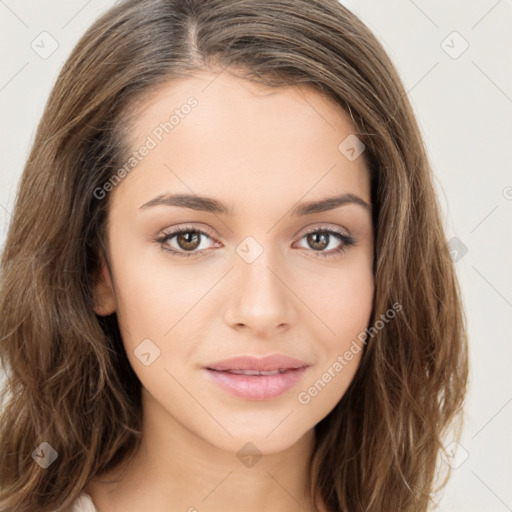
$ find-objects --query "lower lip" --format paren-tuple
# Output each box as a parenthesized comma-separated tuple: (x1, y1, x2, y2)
(204, 367, 308, 400)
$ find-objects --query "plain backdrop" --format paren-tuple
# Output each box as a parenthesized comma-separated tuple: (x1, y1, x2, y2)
(1, 1, 511, 511)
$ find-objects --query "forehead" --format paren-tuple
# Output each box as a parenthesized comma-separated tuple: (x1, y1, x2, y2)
(112, 70, 370, 212)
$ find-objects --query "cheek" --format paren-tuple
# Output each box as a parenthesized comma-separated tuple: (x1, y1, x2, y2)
(110, 247, 209, 344)
(294, 259, 374, 342)
(292, 259, 374, 404)
(111, 262, 203, 398)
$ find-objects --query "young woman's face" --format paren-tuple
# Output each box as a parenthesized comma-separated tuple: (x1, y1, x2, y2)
(95, 70, 374, 455)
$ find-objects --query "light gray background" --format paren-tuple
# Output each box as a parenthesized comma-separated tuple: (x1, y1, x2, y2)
(1, 1, 511, 511)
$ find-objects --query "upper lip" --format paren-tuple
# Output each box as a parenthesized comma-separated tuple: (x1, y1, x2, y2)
(205, 354, 309, 372)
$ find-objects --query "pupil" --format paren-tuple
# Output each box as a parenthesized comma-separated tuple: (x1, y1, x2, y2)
(178, 232, 200, 251)
(309, 232, 328, 250)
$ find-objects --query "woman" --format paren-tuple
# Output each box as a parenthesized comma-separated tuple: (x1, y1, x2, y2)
(0, 0, 468, 511)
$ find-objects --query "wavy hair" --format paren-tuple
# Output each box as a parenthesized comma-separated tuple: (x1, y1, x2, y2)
(0, 0, 468, 510)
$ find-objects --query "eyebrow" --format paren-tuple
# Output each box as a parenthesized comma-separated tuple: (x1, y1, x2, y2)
(139, 192, 371, 216)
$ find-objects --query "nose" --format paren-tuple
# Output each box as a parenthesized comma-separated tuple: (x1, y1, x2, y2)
(223, 249, 297, 337)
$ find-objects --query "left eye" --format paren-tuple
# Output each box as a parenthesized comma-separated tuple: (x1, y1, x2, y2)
(295, 229, 351, 254)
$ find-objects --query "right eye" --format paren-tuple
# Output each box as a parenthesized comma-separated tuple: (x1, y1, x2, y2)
(155, 226, 220, 258)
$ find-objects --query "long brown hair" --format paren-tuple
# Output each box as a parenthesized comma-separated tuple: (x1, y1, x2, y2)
(0, 1, 468, 510)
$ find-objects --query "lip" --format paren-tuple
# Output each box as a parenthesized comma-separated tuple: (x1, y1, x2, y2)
(203, 354, 310, 400)
(204, 367, 307, 400)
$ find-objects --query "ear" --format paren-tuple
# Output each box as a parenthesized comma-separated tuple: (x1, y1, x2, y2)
(92, 251, 117, 316)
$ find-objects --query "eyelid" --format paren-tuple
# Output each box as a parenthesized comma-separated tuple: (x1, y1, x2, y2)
(156, 223, 217, 241)
(298, 222, 351, 238)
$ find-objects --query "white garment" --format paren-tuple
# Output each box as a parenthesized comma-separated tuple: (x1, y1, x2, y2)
(66, 492, 98, 512)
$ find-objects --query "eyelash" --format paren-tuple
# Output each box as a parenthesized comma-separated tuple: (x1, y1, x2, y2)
(154, 225, 356, 259)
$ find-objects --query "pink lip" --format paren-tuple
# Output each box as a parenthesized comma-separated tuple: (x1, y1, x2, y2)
(204, 367, 308, 400)
(203, 354, 309, 400)
(205, 354, 309, 372)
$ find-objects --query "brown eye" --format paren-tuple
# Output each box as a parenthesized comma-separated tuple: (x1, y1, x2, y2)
(156, 227, 216, 258)
(295, 228, 356, 257)
(175, 231, 201, 251)
(306, 232, 329, 251)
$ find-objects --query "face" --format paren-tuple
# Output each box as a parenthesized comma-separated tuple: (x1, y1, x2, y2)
(93, 69, 374, 455)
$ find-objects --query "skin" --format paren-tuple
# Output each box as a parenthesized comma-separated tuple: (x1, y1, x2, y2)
(87, 68, 374, 512)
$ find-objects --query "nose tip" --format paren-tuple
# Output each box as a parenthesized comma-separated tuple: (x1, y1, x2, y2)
(223, 253, 295, 335)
